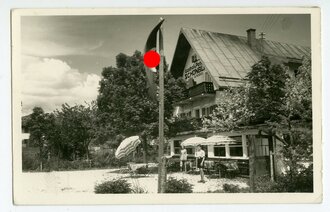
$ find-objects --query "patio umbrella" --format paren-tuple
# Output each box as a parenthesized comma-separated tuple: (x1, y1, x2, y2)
(181, 136, 207, 147)
(115, 136, 141, 159)
(204, 135, 237, 145)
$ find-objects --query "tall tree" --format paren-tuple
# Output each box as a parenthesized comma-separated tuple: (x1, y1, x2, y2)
(202, 86, 252, 132)
(54, 103, 95, 160)
(96, 51, 186, 162)
(280, 57, 313, 180)
(26, 107, 53, 169)
(246, 56, 289, 124)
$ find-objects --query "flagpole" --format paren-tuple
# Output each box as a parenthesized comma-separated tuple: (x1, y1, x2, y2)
(157, 19, 166, 193)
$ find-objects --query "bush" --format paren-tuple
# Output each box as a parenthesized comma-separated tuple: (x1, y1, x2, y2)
(254, 175, 278, 193)
(273, 164, 313, 192)
(222, 183, 249, 193)
(131, 183, 148, 193)
(94, 178, 132, 194)
(251, 164, 313, 193)
(165, 177, 193, 193)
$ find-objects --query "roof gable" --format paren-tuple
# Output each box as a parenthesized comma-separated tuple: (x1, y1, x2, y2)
(170, 28, 311, 88)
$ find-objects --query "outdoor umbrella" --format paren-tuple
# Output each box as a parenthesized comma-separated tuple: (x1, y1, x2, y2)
(181, 136, 207, 147)
(204, 135, 237, 145)
(115, 136, 141, 159)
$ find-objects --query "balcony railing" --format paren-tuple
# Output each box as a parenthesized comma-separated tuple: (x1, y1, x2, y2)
(184, 82, 215, 98)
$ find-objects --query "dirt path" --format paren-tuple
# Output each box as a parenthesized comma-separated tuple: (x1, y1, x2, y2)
(20, 169, 248, 195)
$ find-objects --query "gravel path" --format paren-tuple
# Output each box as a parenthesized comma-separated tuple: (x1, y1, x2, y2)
(20, 169, 249, 195)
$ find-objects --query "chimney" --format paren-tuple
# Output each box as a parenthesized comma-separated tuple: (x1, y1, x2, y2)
(246, 28, 256, 49)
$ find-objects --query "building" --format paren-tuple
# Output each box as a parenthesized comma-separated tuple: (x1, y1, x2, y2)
(21, 115, 31, 148)
(168, 28, 310, 177)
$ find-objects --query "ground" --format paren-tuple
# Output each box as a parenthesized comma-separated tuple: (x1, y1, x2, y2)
(20, 168, 249, 194)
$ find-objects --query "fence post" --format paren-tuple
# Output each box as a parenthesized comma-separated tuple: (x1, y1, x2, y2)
(270, 151, 274, 182)
(248, 135, 256, 192)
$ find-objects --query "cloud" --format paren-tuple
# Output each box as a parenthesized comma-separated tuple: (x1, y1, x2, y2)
(22, 37, 106, 58)
(21, 57, 100, 115)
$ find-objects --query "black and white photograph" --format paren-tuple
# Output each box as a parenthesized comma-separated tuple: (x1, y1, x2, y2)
(11, 8, 322, 204)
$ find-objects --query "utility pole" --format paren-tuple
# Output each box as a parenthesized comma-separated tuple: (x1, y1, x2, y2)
(248, 135, 256, 192)
(157, 22, 166, 193)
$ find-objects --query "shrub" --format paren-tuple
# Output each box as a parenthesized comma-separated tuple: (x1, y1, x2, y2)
(251, 164, 313, 193)
(94, 178, 132, 194)
(165, 177, 193, 193)
(223, 183, 242, 193)
(254, 175, 278, 193)
(131, 183, 148, 193)
(222, 183, 250, 193)
(273, 164, 313, 192)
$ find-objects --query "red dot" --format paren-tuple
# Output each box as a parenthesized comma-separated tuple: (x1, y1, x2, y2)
(144, 50, 160, 68)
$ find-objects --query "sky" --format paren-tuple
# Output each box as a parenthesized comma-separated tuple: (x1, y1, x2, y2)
(21, 14, 311, 115)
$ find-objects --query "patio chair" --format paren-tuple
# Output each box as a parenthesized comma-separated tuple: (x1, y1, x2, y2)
(127, 163, 150, 177)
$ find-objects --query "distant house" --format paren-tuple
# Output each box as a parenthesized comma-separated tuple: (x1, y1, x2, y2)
(21, 115, 31, 148)
(168, 28, 310, 177)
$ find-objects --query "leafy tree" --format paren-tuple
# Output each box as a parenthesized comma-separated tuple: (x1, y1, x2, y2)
(168, 116, 203, 137)
(54, 103, 95, 160)
(202, 86, 252, 132)
(283, 57, 312, 126)
(201, 56, 313, 190)
(279, 57, 313, 182)
(26, 107, 54, 169)
(246, 56, 289, 124)
(96, 51, 186, 162)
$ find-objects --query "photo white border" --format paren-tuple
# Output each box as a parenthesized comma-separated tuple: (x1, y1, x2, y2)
(11, 7, 322, 205)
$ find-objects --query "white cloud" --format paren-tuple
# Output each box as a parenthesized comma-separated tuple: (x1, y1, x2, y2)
(21, 57, 100, 115)
(22, 39, 106, 58)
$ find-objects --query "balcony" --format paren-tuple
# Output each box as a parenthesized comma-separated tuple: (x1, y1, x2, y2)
(177, 82, 216, 105)
(184, 82, 215, 98)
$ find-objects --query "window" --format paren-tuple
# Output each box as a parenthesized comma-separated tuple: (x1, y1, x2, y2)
(202, 108, 206, 117)
(214, 145, 226, 157)
(174, 140, 182, 154)
(255, 138, 269, 156)
(192, 54, 198, 63)
(209, 105, 217, 114)
(186, 147, 195, 155)
(229, 136, 243, 157)
(195, 109, 200, 118)
(186, 111, 192, 117)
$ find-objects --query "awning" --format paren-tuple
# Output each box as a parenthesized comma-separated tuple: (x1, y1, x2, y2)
(181, 135, 237, 147)
(204, 135, 237, 145)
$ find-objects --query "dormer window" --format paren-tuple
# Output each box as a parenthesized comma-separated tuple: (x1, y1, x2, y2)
(192, 54, 198, 63)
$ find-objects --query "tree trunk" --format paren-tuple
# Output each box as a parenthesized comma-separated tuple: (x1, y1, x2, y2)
(85, 142, 90, 161)
(39, 140, 43, 171)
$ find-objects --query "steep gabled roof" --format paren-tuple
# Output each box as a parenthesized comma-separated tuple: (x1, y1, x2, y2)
(170, 28, 311, 88)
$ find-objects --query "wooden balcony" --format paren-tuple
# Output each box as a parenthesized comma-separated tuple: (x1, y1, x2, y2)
(184, 82, 215, 98)
(176, 82, 215, 106)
